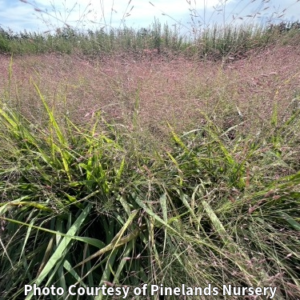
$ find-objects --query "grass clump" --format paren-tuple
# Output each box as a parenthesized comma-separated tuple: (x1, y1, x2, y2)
(0, 1, 300, 299)
(0, 77, 300, 299)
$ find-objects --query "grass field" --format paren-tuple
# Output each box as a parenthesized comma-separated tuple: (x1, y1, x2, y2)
(0, 6, 300, 299)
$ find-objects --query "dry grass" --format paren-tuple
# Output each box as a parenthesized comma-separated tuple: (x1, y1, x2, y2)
(1, 43, 300, 140)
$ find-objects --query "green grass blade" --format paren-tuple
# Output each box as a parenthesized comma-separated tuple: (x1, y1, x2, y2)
(25, 203, 92, 300)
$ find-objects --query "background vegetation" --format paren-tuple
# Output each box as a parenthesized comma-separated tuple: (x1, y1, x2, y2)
(1, 20, 300, 59)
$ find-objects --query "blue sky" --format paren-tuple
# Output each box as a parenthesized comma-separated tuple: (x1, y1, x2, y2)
(0, 0, 300, 34)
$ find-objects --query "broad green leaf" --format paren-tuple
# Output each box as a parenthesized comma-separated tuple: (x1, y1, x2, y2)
(25, 203, 92, 300)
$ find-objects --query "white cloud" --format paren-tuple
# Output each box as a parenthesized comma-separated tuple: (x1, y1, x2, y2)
(31, 0, 236, 28)
(2, 0, 300, 33)
(0, 3, 45, 32)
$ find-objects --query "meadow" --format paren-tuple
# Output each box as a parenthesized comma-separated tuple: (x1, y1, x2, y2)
(0, 4, 300, 299)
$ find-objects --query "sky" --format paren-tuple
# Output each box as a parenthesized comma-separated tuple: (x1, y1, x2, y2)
(0, 0, 300, 35)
